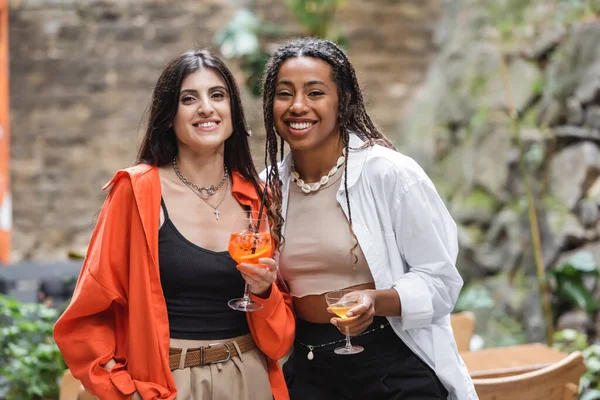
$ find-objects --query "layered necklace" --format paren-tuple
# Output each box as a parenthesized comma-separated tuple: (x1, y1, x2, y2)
(291, 148, 346, 194)
(172, 156, 229, 220)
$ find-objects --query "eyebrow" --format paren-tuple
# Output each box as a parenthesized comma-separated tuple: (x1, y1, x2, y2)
(277, 79, 329, 88)
(179, 86, 228, 95)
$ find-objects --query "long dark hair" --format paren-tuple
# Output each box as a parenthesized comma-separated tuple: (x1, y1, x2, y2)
(137, 49, 283, 247)
(262, 37, 395, 258)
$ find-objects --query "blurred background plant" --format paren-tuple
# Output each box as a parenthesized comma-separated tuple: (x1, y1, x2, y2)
(214, 0, 347, 96)
(550, 251, 600, 316)
(554, 329, 600, 399)
(0, 295, 66, 400)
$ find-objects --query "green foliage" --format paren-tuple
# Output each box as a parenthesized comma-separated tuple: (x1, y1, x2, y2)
(531, 75, 545, 97)
(0, 295, 66, 400)
(286, 0, 346, 39)
(455, 283, 495, 312)
(523, 142, 545, 172)
(553, 329, 600, 398)
(466, 106, 490, 138)
(554, 0, 600, 26)
(487, 0, 600, 45)
(549, 251, 600, 314)
(553, 328, 589, 352)
(214, 1, 347, 96)
(213, 10, 282, 96)
(455, 281, 528, 348)
(487, 0, 532, 42)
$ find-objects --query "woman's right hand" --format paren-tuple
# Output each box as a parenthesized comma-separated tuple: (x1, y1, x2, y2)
(237, 257, 278, 298)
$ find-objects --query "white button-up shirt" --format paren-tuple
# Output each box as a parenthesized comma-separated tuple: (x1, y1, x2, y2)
(266, 133, 478, 399)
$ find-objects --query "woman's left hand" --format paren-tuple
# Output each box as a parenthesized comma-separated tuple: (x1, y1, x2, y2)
(237, 257, 278, 298)
(328, 290, 377, 336)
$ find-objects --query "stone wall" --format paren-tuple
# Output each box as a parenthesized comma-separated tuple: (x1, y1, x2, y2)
(8, 0, 441, 261)
(401, 0, 600, 344)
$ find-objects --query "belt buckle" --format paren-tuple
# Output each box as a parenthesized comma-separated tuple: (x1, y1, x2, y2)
(206, 342, 232, 364)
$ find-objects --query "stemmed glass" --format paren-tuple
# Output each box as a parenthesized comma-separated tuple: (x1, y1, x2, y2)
(228, 211, 272, 312)
(325, 289, 365, 355)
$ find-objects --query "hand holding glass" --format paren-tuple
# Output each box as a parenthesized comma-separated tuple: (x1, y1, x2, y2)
(325, 289, 365, 355)
(228, 211, 272, 312)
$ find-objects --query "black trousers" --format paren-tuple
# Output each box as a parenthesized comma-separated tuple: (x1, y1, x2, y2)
(284, 317, 448, 400)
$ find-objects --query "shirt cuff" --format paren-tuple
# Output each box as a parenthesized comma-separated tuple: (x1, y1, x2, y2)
(109, 357, 136, 396)
(393, 276, 434, 330)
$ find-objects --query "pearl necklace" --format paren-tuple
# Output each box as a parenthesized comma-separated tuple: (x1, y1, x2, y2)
(291, 149, 346, 194)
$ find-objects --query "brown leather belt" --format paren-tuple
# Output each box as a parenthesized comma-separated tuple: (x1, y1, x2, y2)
(169, 334, 256, 370)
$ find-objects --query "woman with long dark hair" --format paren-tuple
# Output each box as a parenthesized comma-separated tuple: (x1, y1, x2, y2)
(54, 49, 294, 400)
(261, 38, 477, 399)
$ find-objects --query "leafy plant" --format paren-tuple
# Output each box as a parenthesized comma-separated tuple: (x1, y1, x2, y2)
(549, 251, 600, 314)
(553, 329, 600, 399)
(0, 295, 66, 400)
(214, 1, 348, 96)
(286, 0, 346, 39)
(454, 281, 528, 348)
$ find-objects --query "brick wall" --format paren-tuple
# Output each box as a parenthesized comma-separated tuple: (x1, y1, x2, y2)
(8, 0, 440, 261)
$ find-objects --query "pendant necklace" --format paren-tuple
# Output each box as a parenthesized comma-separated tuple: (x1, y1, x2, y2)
(191, 178, 228, 220)
(172, 157, 229, 220)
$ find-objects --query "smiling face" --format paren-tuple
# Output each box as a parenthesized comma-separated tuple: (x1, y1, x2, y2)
(172, 67, 233, 154)
(273, 57, 341, 153)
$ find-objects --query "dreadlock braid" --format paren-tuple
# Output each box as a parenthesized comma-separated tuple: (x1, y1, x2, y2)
(261, 37, 396, 254)
(342, 125, 359, 265)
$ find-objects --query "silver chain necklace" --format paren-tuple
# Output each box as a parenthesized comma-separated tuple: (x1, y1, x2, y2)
(172, 156, 228, 197)
(189, 177, 229, 220)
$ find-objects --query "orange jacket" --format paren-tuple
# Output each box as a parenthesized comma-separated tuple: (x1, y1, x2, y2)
(54, 164, 294, 400)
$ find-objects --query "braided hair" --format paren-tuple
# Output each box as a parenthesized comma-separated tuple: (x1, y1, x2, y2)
(262, 37, 395, 257)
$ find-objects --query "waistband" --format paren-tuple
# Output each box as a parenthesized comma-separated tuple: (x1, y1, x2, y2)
(295, 316, 390, 348)
(169, 333, 256, 370)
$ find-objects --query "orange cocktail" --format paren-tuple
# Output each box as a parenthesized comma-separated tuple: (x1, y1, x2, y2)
(228, 232, 272, 266)
(228, 210, 272, 312)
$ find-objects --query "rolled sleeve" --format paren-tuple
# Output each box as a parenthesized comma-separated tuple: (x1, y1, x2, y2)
(393, 180, 463, 331)
(393, 275, 434, 330)
(108, 359, 137, 396)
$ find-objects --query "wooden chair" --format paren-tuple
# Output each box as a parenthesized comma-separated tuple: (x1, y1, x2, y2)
(59, 370, 98, 400)
(451, 311, 476, 352)
(472, 351, 586, 400)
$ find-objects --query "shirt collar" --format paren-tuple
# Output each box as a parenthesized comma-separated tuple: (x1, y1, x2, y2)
(231, 170, 260, 202)
(344, 132, 368, 190)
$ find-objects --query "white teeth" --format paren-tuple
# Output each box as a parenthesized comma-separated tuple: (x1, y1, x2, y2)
(194, 122, 217, 128)
(289, 122, 313, 130)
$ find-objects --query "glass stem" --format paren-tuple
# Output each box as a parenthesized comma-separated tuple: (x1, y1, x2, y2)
(242, 283, 251, 303)
(345, 327, 352, 349)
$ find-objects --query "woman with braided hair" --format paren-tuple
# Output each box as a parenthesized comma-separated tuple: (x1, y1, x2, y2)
(261, 38, 477, 399)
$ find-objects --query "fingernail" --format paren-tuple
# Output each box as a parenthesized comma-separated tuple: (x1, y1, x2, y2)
(347, 312, 353, 317)
(331, 319, 337, 325)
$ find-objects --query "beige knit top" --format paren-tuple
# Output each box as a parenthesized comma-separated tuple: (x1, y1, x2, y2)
(278, 166, 374, 297)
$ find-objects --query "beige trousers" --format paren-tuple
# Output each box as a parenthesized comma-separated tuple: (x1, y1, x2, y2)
(170, 336, 273, 400)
